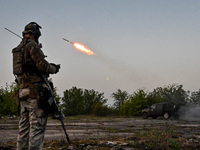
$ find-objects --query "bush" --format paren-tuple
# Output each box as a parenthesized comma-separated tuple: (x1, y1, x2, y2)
(93, 103, 110, 116)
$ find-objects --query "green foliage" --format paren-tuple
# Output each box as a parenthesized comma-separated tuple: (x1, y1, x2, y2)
(62, 87, 84, 115)
(84, 89, 107, 114)
(170, 139, 180, 150)
(119, 84, 189, 117)
(92, 103, 110, 116)
(159, 84, 189, 103)
(146, 88, 164, 106)
(120, 89, 149, 116)
(0, 83, 18, 117)
(1, 82, 199, 117)
(111, 89, 128, 113)
(61, 87, 108, 116)
(190, 89, 200, 104)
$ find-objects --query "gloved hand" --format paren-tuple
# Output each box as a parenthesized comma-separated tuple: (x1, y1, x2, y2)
(50, 63, 61, 73)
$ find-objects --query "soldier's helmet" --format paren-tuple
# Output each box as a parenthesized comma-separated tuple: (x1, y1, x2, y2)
(22, 22, 42, 39)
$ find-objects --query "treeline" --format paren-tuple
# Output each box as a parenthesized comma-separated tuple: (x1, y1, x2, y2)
(0, 82, 200, 117)
(0, 83, 18, 117)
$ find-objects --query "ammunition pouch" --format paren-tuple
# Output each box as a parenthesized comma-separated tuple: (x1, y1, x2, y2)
(19, 88, 30, 100)
(18, 83, 40, 100)
(37, 83, 56, 115)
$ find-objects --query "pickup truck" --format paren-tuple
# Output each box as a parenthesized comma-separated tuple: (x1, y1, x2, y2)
(142, 102, 180, 119)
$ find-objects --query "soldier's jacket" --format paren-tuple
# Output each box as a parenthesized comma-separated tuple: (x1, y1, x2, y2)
(16, 37, 57, 89)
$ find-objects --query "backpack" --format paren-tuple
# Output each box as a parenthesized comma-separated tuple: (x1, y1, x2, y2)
(12, 39, 28, 75)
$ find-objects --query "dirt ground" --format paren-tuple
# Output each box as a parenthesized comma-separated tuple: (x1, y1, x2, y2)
(0, 116, 200, 150)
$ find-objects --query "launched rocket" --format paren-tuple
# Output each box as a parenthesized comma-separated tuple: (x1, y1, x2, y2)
(63, 38, 74, 44)
(63, 38, 94, 56)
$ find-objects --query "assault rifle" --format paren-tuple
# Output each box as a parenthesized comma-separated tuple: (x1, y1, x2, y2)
(42, 75, 71, 144)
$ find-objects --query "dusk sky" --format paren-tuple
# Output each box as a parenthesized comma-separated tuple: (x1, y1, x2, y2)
(0, 0, 200, 104)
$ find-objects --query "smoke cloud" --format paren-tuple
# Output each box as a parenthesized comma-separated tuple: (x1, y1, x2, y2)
(179, 104, 200, 121)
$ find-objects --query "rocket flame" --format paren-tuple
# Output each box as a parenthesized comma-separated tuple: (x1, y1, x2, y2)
(73, 43, 94, 56)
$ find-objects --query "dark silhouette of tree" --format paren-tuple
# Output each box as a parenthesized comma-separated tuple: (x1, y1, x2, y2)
(61, 87, 108, 116)
(111, 89, 129, 112)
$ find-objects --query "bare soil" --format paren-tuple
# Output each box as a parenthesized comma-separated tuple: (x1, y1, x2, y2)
(0, 116, 200, 149)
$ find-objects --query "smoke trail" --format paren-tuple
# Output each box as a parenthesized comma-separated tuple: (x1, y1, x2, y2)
(93, 52, 155, 86)
(179, 104, 200, 121)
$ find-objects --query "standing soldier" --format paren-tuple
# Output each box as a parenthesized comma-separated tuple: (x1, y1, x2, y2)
(13, 22, 60, 150)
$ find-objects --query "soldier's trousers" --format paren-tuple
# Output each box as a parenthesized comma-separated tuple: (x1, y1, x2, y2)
(17, 98, 48, 150)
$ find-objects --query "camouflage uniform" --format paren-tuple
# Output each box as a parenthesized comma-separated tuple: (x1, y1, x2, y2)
(14, 22, 59, 150)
